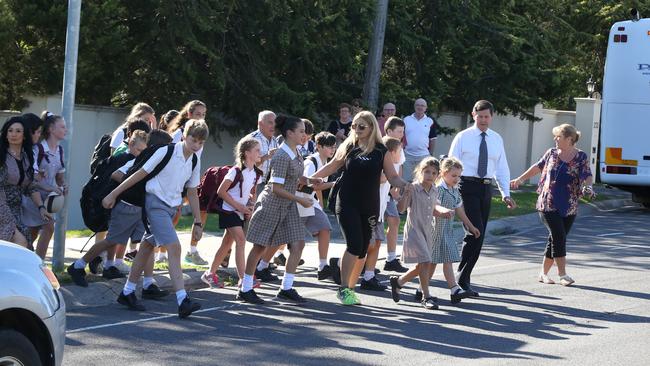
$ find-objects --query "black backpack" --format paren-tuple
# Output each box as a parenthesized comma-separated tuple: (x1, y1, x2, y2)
(80, 152, 135, 232)
(119, 144, 197, 207)
(89, 127, 126, 174)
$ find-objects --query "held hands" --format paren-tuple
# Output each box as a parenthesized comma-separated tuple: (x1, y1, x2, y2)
(439, 207, 455, 219)
(39, 207, 53, 222)
(582, 185, 596, 200)
(503, 196, 517, 210)
(237, 203, 252, 217)
(102, 193, 116, 209)
(297, 196, 314, 208)
(509, 178, 522, 190)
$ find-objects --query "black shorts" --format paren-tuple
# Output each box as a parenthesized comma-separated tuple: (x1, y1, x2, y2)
(336, 208, 376, 258)
(218, 211, 244, 229)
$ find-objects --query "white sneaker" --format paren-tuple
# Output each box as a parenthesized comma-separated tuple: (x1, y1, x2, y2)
(114, 261, 131, 274)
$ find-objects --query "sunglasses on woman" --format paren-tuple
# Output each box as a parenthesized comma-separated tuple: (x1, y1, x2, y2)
(351, 123, 368, 131)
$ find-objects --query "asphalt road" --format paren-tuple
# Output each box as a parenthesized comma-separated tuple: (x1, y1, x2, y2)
(63, 204, 650, 366)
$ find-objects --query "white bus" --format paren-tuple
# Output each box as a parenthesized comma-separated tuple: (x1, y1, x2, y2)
(599, 12, 650, 207)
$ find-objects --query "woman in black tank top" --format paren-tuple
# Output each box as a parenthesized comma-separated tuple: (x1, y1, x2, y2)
(311, 111, 411, 305)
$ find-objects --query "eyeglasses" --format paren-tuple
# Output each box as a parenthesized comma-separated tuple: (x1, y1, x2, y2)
(351, 123, 368, 131)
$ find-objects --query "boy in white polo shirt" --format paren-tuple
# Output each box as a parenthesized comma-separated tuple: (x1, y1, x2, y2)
(103, 120, 208, 319)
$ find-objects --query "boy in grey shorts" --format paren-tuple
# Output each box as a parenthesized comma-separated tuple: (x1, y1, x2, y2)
(103, 120, 208, 319)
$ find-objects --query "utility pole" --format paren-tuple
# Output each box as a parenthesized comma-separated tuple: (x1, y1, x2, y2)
(52, 0, 81, 271)
(362, 0, 388, 113)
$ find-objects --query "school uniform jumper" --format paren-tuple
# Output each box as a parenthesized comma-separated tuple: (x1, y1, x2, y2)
(401, 183, 437, 264)
(430, 181, 463, 264)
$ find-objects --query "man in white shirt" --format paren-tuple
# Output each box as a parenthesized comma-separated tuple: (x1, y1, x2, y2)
(448, 100, 517, 297)
(249, 110, 278, 193)
(403, 98, 437, 181)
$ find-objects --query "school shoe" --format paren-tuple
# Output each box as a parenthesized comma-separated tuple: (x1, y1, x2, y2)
(559, 275, 575, 286)
(124, 250, 138, 262)
(450, 287, 470, 304)
(67, 265, 88, 287)
(384, 258, 408, 273)
(422, 296, 439, 310)
(538, 273, 555, 284)
(200, 271, 224, 288)
(459, 284, 479, 297)
(360, 276, 387, 291)
(102, 266, 125, 280)
(236, 289, 265, 304)
(276, 288, 307, 303)
(337, 288, 361, 306)
(329, 258, 342, 285)
(114, 261, 132, 274)
(142, 284, 170, 299)
(255, 267, 279, 282)
(117, 291, 145, 311)
(414, 289, 423, 302)
(389, 276, 401, 303)
(185, 251, 208, 266)
(318, 265, 332, 281)
(272, 253, 304, 267)
(88, 256, 103, 274)
(178, 296, 201, 319)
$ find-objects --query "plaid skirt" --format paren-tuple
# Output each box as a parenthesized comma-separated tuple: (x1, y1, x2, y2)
(246, 188, 304, 246)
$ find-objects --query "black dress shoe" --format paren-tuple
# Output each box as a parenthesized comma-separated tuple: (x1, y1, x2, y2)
(117, 291, 145, 311)
(276, 288, 307, 303)
(102, 266, 125, 279)
(389, 276, 401, 303)
(384, 258, 408, 273)
(67, 265, 88, 287)
(236, 289, 265, 304)
(273, 253, 287, 266)
(422, 296, 439, 310)
(329, 258, 341, 285)
(255, 268, 279, 282)
(414, 289, 423, 302)
(360, 277, 387, 291)
(142, 284, 169, 299)
(450, 287, 470, 304)
(459, 283, 479, 297)
(124, 250, 138, 261)
(178, 296, 201, 318)
(88, 256, 103, 274)
(318, 265, 332, 280)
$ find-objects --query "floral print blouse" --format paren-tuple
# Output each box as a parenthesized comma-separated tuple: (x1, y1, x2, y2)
(536, 148, 592, 217)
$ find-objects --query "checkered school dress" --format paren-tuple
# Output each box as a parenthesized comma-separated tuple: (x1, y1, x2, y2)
(246, 148, 304, 246)
(430, 184, 463, 264)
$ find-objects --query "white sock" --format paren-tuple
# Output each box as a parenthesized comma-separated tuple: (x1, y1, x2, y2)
(451, 285, 462, 293)
(143, 276, 154, 289)
(242, 274, 254, 292)
(257, 260, 269, 272)
(190, 246, 198, 254)
(387, 252, 397, 262)
(105, 259, 114, 268)
(123, 280, 137, 295)
(176, 289, 187, 306)
(281, 273, 295, 290)
(318, 259, 327, 271)
(74, 259, 86, 269)
(114, 258, 124, 266)
(363, 270, 375, 281)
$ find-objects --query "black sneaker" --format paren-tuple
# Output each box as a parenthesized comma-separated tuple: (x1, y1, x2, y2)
(142, 284, 170, 300)
(384, 258, 408, 273)
(67, 265, 88, 287)
(117, 291, 145, 311)
(88, 256, 103, 274)
(102, 266, 125, 279)
(422, 296, 439, 310)
(124, 250, 138, 262)
(276, 288, 307, 303)
(317, 265, 332, 281)
(389, 276, 401, 303)
(178, 296, 201, 318)
(374, 268, 381, 275)
(255, 268, 279, 282)
(414, 289, 423, 302)
(273, 253, 287, 266)
(360, 276, 387, 291)
(329, 258, 341, 285)
(236, 289, 265, 304)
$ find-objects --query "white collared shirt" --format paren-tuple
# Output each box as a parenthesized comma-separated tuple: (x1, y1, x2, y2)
(268, 143, 297, 185)
(221, 166, 257, 212)
(303, 153, 329, 211)
(448, 124, 511, 197)
(110, 127, 126, 149)
(438, 180, 463, 208)
(250, 129, 279, 182)
(141, 142, 201, 207)
(404, 113, 435, 157)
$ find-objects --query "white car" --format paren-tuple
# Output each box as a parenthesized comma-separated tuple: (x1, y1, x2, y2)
(0, 240, 66, 366)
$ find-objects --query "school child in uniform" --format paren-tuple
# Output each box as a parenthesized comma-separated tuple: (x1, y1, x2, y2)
(383, 117, 408, 272)
(301, 131, 336, 281)
(200, 137, 263, 289)
(389, 157, 454, 310)
(102, 120, 208, 318)
(431, 157, 480, 304)
(66, 129, 160, 285)
(238, 116, 316, 304)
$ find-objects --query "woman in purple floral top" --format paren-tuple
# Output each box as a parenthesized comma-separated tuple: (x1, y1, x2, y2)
(511, 124, 594, 286)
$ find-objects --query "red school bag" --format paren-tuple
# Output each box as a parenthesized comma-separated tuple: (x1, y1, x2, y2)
(197, 166, 261, 213)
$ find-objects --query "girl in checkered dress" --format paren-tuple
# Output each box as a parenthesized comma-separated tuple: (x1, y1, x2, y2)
(240, 115, 317, 305)
(430, 157, 480, 304)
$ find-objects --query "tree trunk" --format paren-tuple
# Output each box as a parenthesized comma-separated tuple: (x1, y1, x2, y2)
(362, 0, 389, 113)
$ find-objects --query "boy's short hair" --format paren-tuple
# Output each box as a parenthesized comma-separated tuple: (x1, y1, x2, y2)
(384, 116, 405, 133)
(147, 129, 172, 146)
(130, 130, 148, 145)
(126, 118, 151, 137)
(315, 131, 336, 147)
(382, 136, 401, 152)
(339, 103, 352, 112)
(301, 118, 314, 135)
(473, 100, 494, 115)
(184, 119, 209, 140)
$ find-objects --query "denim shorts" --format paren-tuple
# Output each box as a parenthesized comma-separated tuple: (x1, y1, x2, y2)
(385, 197, 399, 218)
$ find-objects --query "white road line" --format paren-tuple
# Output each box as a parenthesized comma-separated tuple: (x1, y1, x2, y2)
(510, 240, 547, 246)
(597, 232, 624, 237)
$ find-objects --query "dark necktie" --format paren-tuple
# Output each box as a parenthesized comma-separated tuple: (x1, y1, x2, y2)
(478, 132, 487, 178)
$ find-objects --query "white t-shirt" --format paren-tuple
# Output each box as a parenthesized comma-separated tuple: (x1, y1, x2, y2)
(404, 113, 435, 157)
(393, 149, 406, 175)
(141, 143, 201, 207)
(378, 181, 391, 223)
(221, 166, 257, 213)
(171, 129, 183, 143)
(303, 153, 328, 212)
(110, 127, 126, 149)
(118, 159, 134, 174)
